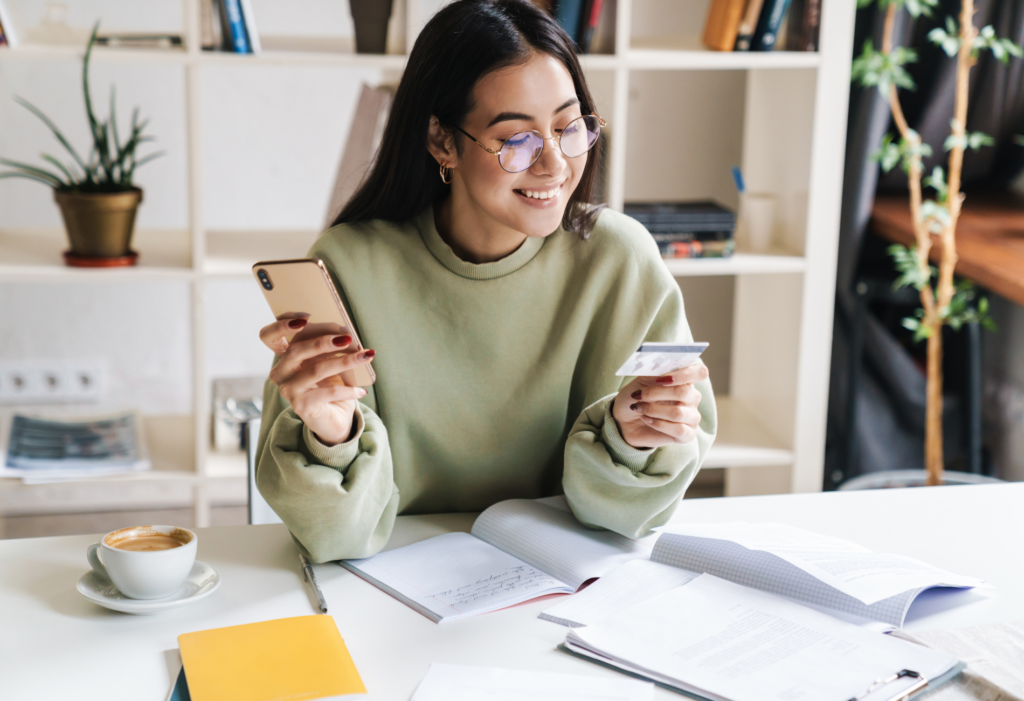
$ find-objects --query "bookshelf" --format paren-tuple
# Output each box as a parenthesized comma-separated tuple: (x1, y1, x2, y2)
(0, 0, 855, 529)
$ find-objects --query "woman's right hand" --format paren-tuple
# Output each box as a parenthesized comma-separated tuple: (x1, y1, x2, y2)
(260, 318, 375, 446)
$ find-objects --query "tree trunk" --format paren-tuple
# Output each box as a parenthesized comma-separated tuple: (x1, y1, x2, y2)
(925, 324, 944, 485)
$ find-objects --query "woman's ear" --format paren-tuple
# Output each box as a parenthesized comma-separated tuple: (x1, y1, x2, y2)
(426, 116, 457, 167)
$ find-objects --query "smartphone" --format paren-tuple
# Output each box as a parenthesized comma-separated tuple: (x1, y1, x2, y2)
(252, 258, 375, 387)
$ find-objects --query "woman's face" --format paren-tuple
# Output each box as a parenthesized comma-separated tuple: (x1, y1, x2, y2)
(450, 52, 587, 239)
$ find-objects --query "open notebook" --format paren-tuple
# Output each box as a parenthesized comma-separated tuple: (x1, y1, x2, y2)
(339, 497, 651, 623)
(540, 521, 987, 629)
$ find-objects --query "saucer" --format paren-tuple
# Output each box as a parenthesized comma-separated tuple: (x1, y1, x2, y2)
(77, 560, 221, 615)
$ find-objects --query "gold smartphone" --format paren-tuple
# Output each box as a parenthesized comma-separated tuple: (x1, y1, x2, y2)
(252, 258, 375, 387)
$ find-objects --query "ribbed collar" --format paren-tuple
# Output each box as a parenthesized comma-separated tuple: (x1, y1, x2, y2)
(417, 205, 547, 280)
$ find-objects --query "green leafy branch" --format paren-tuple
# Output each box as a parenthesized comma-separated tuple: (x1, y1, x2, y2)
(891, 246, 996, 340)
(930, 19, 1024, 61)
(856, 0, 939, 18)
(851, 42, 919, 96)
(0, 22, 163, 193)
(872, 132, 933, 173)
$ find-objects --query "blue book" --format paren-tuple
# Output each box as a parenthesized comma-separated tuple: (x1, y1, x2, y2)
(222, 0, 251, 54)
(751, 0, 793, 51)
(167, 667, 191, 701)
(555, 0, 585, 44)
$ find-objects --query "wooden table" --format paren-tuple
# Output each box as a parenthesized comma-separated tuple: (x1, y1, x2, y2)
(870, 192, 1024, 307)
(2, 484, 1023, 700)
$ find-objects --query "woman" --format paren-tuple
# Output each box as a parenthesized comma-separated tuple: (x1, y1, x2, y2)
(255, 0, 716, 563)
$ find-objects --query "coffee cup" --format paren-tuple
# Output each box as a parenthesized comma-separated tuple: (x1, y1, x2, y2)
(86, 525, 197, 600)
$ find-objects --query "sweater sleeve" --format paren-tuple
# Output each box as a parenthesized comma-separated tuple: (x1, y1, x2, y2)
(561, 241, 718, 539)
(254, 363, 400, 563)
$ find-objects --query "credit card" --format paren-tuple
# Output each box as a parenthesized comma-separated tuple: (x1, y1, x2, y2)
(615, 342, 709, 377)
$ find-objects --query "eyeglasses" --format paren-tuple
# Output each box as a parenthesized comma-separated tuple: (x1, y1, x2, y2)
(456, 113, 606, 174)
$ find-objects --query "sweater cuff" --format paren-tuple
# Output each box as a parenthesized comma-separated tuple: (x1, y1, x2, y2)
(301, 405, 365, 470)
(601, 399, 657, 474)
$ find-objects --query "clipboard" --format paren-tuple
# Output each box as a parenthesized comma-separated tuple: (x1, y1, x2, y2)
(556, 644, 966, 701)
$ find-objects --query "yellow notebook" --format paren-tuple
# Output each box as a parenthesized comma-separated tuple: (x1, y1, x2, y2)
(178, 615, 366, 701)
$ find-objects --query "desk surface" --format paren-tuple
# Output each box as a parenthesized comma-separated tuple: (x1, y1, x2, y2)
(870, 192, 1024, 307)
(2, 483, 1023, 700)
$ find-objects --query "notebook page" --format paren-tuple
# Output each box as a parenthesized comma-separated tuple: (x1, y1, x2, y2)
(652, 530, 928, 627)
(658, 522, 985, 604)
(470, 499, 652, 590)
(539, 559, 699, 628)
(341, 532, 572, 623)
(565, 575, 960, 701)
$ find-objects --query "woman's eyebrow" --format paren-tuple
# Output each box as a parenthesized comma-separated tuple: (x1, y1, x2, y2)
(485, 97, 581, 128)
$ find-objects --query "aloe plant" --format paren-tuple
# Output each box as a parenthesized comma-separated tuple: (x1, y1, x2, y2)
(0, 23, 163, 192)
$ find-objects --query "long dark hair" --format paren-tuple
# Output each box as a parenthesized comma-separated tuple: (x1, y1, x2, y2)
(333, 0, 603, 239)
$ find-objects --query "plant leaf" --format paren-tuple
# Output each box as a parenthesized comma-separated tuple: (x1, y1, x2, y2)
(12, 96, 91, 175)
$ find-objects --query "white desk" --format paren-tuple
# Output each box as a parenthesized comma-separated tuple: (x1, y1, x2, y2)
(2, 483, 1022, 700)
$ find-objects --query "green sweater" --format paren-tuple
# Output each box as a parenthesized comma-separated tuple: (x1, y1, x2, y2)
(255, 206, 717, 562)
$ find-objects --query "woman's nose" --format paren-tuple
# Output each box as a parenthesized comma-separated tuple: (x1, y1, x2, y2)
(531, 135, 567, 175)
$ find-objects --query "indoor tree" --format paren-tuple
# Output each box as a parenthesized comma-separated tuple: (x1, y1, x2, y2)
(851, 0, 1021, 486)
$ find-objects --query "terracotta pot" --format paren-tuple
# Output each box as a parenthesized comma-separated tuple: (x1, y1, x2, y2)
(54, 188, 143, 265)
(349, 0, 394, 54)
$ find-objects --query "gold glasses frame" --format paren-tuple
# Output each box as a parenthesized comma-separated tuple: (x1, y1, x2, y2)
(455, 113, 606, 173)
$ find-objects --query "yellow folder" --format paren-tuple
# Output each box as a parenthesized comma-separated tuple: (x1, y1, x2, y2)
(178, 615, 366, 701)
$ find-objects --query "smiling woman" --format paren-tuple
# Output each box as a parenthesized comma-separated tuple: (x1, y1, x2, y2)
(253, 0, 718, 563)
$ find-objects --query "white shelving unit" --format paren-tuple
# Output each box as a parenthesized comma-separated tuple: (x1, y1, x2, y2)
(0, 0, 855, 528)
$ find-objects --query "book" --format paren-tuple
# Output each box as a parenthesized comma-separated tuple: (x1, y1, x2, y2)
(177, 615, 366, 701)
(324, 83, 394, 228)
(577, 0, 603, 53)
(625, 201, 736, 233)
(750, 0, 793, 51)
(561, 574, 963, 701)
(539, 521, 988, 630)
(94, 34, 183, 49)
(554, 0, 585, 44)
(0, 0, 16, 48)
(0, 409, 150, 481)
(238, 0, 261, 54)
(785, 0, 820, 51)
(701, 0, 748, 52)
(733, 0, 765, 50)
(200, 0, 223, 51)
(650, 231, 734, 243)
(340, 497, 651, 624)
(659, 239, 735, 259)
(221, 0, 251, 54)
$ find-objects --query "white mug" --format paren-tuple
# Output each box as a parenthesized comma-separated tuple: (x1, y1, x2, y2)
(86, 525, 197, 600)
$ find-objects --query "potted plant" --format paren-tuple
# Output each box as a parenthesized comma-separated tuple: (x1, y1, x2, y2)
(850, 0, 1021, 485)
(0, 23, 163, 267)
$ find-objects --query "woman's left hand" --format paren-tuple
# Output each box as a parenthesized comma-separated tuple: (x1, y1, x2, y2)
(612, 364, 709, 449)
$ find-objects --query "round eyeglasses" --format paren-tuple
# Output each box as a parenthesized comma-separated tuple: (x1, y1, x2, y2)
(455, 113, 605, 174)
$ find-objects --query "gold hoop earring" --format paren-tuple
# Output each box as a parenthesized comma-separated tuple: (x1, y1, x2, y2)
(439, 163, 453, 184)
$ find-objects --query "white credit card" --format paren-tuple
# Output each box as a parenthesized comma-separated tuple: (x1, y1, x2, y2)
(615, 342, 709, 377)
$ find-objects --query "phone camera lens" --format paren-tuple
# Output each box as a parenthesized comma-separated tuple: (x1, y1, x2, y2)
(257, 269, 273, 290)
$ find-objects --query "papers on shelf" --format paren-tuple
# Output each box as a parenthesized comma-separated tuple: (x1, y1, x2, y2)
(0, 409, 150, 482)
(564, 574, 961, 701)
(410, 664, 654, 701)
(655, 522, 988, 605)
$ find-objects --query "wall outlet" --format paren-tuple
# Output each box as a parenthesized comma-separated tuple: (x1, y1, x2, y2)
(0, 360, 107, 404)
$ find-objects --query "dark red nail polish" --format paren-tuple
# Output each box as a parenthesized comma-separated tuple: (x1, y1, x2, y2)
(630, 403, 639, 412)
(656, 377, 673, 385)
(631, 390, 642, 400)
(362, 349, 375, 359)
(332, 335, 352, 347)
(288, 318, 307, 329)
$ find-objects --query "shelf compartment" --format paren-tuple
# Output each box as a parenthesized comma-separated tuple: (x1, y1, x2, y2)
(204, 230, 321, 277)
(662, 250, 806, 277)
(0, 228, 193, 280)
(703, 396, 793, 469)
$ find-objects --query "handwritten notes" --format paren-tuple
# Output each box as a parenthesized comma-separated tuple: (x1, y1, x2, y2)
(343, 533, 572, 623)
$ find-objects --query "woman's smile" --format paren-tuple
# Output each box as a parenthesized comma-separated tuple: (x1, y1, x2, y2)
(514, 180, 565, 207)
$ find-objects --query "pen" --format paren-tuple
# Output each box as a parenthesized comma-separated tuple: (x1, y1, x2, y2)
(298, 551, 328, 614)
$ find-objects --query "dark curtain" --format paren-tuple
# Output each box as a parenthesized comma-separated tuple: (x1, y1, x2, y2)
(825, 0, 1024, 486)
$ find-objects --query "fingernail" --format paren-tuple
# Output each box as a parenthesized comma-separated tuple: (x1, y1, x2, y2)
(631, 390, 642, 400)
(641, 416, 654, 424)
(332, 335, 352, 347)
(656, 376, 673, 385)
(362, 349, 375, 360)
(356, 388, 367, 398)
(288, 319, 307, 329)
(630, 403, 640, 412)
